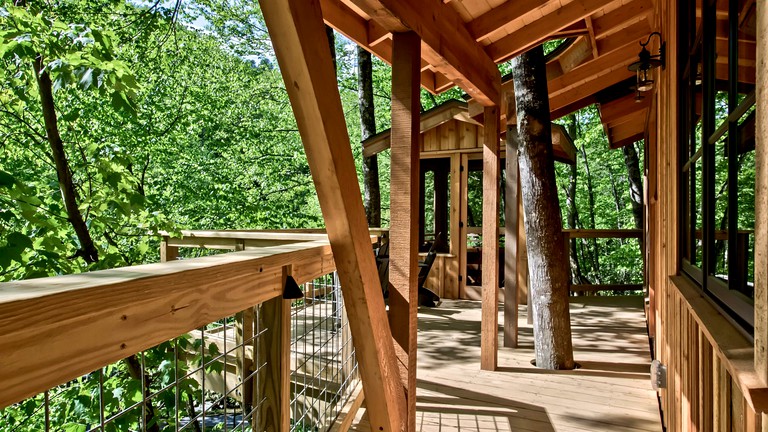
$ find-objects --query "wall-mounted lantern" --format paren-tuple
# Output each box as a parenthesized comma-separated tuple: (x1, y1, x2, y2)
(628, 32, 666, 99)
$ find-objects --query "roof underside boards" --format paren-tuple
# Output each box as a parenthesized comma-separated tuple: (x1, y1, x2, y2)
(324, 0, 756, 151)
(362, 100, 577, 165)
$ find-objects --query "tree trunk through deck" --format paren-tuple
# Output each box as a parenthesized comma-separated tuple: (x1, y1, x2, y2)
(511, 46, 575, 370)
(357, 47, 382, 227)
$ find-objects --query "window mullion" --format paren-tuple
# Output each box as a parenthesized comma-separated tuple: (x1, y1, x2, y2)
(726, 0, 740, 292)
(701, 0, 717, 287)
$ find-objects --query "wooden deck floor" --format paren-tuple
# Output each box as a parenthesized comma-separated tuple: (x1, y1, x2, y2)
(350, 296, 662, 431)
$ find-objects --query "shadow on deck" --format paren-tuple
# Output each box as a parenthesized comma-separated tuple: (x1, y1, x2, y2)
(351, 296, 662, 431)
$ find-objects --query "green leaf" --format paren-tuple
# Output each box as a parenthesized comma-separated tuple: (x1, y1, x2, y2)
(0, 170, 15, 188)
(6, 232, 32, 250)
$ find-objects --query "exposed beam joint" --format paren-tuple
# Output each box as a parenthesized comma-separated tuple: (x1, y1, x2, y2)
(348, 0, 501, 106)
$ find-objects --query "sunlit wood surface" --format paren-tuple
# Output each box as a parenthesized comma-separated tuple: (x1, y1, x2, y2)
(349, 296, 662, 431)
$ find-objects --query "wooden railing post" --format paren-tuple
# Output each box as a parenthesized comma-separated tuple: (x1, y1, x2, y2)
(159, 236, 178, 263)
(481, 104, 500, 371)
(258, 264, 292, 431)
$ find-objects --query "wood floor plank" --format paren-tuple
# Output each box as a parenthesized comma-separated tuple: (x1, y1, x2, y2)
(348, 296, 663, 431)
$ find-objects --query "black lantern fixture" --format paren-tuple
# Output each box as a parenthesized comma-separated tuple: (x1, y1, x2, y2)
(628, 32, 665, 95)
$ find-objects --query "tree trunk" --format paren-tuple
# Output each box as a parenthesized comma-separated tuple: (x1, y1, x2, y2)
(511, 46, 575, 370)
(564, 115, 586, 284)
(34, 56, 99, 263)
(357, 47, 382, 227)
(326, 25, 337, 73)
(579, 143, 601, 282)
(622, 142, 644, 229)
(608, 170, 622, 228)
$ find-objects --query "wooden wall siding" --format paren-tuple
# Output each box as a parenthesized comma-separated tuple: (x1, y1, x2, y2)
(418, 254, 460, 301)
(650, 0, 768, 430)
(420, 119, 482, 153)
(659, 278, 763, 431)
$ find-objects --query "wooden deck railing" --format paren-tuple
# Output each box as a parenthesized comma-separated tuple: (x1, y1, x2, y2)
(0, 232, 372, 430)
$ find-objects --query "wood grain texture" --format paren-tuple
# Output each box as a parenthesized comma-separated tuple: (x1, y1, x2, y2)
(349, 297, 663, 431)
(481, 105, 500, 371)
(160, 238, 179, 262)
(258, 265, 292, 431)
(754, 0, 768, 396)
(0, 240, 337, 409)
(259, 0, 406, 429)
(447, 154, 462, 300)
(486, 0, 620, 63)
(389, 30, 421, 432)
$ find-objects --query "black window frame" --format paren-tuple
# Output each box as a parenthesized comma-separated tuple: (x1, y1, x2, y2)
(678, 0, 756, 332)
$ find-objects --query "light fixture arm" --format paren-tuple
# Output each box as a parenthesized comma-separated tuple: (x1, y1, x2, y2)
(640, 31, 663, 48)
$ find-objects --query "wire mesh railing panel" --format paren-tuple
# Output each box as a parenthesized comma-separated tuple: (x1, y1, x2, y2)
(1, 306, 269, 432)
(289, 272, 359, 432)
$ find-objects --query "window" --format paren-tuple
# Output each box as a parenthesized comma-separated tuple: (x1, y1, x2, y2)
(679, 0, 757, 331)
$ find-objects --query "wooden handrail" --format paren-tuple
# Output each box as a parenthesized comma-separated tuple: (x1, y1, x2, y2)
(562, 229, 643, 239)
(160, 229, 385, 250)
(0, 239, 344, 409)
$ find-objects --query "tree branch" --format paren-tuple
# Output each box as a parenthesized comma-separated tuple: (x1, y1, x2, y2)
(34, 55, 99, 263)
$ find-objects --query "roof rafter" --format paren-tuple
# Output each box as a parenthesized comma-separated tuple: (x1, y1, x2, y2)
(466, 0, 548, 42)
(486, 0, 621, 63)
(345, 0, 501, 106)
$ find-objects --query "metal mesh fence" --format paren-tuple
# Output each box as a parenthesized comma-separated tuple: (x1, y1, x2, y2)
(1, 306, 267, 432)
(289, 272, 359, 432)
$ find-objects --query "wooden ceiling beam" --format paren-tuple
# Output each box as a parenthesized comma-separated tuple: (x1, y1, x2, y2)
(553, 20, 591, 38)
(347, 0, 501, 106)
(596, 19, 652, 56)
(599, 93, 649, 125)
(549, 42, 638, 97)
(592, 0, 653, 39)
(610, 115, 646, 142)
(466, 0, 548, 42)
(550, 66, 634, 116)
(610, 133, 645, 149)
(485, 0, 620, 63)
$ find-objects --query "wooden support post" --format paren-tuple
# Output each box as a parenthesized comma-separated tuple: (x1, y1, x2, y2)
(238, 307, 255, 415)
(481, 105, 500, 371)
(258, 265, 292, 431)
(448, 154, 462, 299)
(459, 153, 470, 299)
(389, 30, 420, 431)
(160, 237, 178, 263)
(504, 125, 519, 348)
(755, 3, 767, 431)
(259, 1, 407, 429)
